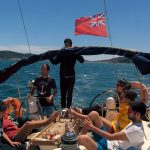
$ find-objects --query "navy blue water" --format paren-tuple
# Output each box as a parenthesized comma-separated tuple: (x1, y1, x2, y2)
(0, 60, 150, 109)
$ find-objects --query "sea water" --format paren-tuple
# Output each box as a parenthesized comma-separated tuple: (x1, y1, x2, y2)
(0, 60, 150, 109)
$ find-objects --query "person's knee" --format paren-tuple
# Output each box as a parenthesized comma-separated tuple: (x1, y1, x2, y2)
(88, 111, 102, 126)
(78, 135, 89, 145)
(88, 111, 99, 119)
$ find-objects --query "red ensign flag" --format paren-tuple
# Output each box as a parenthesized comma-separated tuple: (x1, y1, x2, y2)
(75, 12, 108, 37)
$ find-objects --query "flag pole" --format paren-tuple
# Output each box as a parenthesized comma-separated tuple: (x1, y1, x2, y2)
(103, 0, 113, 47)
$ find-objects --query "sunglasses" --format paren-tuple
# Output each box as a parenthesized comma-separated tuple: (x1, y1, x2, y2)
(128, 108, 137, 115)
(120, 95, 129, 100)
(117, 83, 121, 86)
(65, 41, 71, 44)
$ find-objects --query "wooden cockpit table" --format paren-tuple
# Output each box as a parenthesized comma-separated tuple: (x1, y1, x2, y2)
(31, 117, 80, 149)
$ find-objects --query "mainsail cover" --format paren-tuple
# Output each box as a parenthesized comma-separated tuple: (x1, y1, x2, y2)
(0, 46, 150, 84)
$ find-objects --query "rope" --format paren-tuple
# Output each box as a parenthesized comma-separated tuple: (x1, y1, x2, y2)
(17, 0, 32, 54)
(17, 0, 56, 110)
(16, 0, 35, 103)
(101, 94, 105, 117)
(103, 0, 119, 93)
(15, 73, 21, 100)
(145, 113, 150, 122)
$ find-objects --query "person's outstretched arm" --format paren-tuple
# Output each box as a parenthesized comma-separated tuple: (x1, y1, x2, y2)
(50, 49, 65, 65)
(83, 119, 127, 141)
(50, 56, 60, 65)
(130, 81, 148, 104)
(76, 55, 84, 63)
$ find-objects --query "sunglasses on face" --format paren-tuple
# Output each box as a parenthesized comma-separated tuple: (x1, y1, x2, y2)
(65, 41, 71, 44)
(117, 83, 122, 87)
(120, 95, 129, 101)
(128, 109, 137, 115)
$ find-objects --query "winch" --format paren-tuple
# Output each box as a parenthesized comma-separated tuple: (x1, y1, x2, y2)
(61, 131, 78, 150)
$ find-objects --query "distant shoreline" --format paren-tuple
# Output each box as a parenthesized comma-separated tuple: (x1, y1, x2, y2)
(0, 50, 131, 63)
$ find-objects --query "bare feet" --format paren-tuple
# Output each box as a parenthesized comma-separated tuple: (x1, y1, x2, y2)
(68, 107, 90, 121)
(68, 107, 80, 119)
(74, 107, 82, 114)
(49, 111, 59, 122)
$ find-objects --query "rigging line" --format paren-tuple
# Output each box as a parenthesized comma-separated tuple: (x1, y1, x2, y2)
(15, 73, 21, 99)
(74, 2, 112, 56)
(103, 0, 113, 47)
(17, 0, 32, 54)
(114, 50, 129, 81)
(103, 0, 118, 86)
(16, 0, 32, 101)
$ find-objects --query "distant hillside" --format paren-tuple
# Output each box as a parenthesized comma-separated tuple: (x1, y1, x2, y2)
(0, 51, 32, 59)
(100, 56, 131, 63)
(0, 51, 131, 63)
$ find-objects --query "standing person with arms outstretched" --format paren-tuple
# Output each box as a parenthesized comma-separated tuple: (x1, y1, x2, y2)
(51, 38, 84, 108)
(30, 64, 57, 118)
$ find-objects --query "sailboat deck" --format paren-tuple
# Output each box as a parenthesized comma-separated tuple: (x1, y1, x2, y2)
(30, 118, 80, 149)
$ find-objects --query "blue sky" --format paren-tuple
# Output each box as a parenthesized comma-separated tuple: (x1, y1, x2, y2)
(0, 0, 150, 60)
